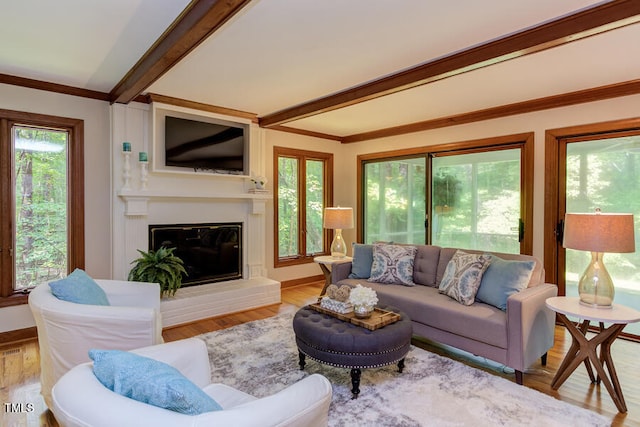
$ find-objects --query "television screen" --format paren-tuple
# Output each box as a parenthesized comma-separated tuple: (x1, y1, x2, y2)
(164, 116, 246, 173)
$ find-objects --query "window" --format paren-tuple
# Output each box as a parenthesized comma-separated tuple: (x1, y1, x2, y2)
(431, 148, 523, 253)
(0, 110, 84, 306)
(274, 147, 333, 266)
(359, 133, 533, 254)
(545, 118, 640, 338)
(363, 157, 426, 244)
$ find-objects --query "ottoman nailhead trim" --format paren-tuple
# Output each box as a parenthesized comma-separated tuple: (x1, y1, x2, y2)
(299, 349, 407, 369)
(299, 339, 408, 357)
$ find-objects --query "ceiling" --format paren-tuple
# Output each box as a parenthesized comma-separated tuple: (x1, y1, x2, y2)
(2, 0, 640, 142)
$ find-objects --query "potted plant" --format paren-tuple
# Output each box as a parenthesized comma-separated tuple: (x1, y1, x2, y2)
(432, 172, 461, 215)
(128, 247, 187, 297)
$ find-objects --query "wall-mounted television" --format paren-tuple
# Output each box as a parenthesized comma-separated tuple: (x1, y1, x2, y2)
(163, 115, 248, 174)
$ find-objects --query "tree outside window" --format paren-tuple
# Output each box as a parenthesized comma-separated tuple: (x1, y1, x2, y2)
(0, 110, 84, 304)
(274, 147, 333, 266)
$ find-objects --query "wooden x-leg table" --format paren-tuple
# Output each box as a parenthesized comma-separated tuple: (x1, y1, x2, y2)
(546, 297, 640, 413)
(313, 255, 352, 295)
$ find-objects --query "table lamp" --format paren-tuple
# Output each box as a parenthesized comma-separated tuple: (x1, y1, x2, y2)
(563, 209, 635, 308)
(323, 207, 354, 258)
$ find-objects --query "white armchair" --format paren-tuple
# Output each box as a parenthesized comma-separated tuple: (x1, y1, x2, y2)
(29, 279, 163, 408)
(52, 338, 333, 427)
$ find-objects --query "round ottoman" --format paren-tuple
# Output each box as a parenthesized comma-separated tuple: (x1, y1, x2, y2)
(292, 305, 412, 398)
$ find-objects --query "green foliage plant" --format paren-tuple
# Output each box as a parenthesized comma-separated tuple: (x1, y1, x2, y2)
(432, 172, 461, 212)
(128, 247, 187, 297)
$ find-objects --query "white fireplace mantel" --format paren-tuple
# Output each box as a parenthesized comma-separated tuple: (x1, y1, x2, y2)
(117, 189, 271, 216)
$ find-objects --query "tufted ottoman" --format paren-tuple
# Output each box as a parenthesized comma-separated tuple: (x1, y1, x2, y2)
(292, 305, 412, 398)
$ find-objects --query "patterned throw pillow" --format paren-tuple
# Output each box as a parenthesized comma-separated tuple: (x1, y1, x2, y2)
(368, 244, 418, 286)
(438, 250, 491, 305)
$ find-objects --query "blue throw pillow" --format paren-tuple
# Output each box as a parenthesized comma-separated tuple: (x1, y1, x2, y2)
(476, 256, 535, 311)
(348, 244, 374, 279)
(90, 349, 222, 415)
(49, 268, 110, 306)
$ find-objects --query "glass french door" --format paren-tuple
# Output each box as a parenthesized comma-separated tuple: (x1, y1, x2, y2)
(561, 132, 640, 336)
(362, 144, 528, 254)
(363, 157, 426, 244)
(431, 149, 523, 253)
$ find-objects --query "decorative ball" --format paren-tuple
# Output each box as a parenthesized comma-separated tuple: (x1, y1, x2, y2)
(335, 285, 351, 302)
(325, 284, 339, 299)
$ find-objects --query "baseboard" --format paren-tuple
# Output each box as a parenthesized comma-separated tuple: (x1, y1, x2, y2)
(0, 326, 37, 344)
(280, 275, 323, 288)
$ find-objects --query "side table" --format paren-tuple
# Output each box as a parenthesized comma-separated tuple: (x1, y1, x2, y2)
(545, 296, 640, 413)
(313, 255, 352, 296)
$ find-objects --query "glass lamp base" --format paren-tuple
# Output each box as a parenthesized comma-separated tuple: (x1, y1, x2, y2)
(578, 252, 614, 309)
(330, 229, 347, 258)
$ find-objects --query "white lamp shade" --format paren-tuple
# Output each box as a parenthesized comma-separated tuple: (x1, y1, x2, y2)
(323, 207, 354, 230)
(563, 212, 635, 253)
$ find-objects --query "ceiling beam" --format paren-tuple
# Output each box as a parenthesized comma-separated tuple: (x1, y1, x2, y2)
(259, 0, 640, 128)
(341, 78, 640, 143)
(147, 93, 257, 121)
(109, 0, 253, 104)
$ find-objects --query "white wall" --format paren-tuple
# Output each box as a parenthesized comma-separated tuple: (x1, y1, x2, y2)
(111, 102, 271, 281)
(0, 84, 112, 332)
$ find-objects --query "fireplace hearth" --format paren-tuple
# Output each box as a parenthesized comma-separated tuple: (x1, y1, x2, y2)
(149, 222, 242, 287)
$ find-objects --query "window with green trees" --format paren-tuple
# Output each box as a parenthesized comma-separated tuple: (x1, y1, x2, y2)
(274, 147, 333, 266)
(565, 134, 640, 335)
(432, 149, 521, 253)
(1, 110, 84, 303)
(360, 134, 532, 254)
(14, 126, 68, 290)
(364, 158, 426, 244)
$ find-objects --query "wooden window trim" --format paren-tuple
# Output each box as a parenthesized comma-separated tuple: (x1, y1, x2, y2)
(273, 146, 333, 268)
(357, 132, 534, 254)
(544, 117, 640, 288)
(0, 109, 84, 307)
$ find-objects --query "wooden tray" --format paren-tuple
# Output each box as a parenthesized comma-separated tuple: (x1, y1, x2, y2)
(308, 302, 400, 330)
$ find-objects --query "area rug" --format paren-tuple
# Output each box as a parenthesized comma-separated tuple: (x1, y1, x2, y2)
(200, 313, 610, 427)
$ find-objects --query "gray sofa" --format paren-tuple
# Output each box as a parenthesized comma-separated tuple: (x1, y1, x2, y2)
(331, 244, 558, 384)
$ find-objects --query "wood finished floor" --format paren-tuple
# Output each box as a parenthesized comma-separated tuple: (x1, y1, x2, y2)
(1, 281, 638, 426)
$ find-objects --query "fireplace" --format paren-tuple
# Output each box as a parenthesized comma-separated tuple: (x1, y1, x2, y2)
(149, 222, 242, 287)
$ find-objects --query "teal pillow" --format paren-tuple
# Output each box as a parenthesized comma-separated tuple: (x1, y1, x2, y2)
(89, 349, 222, 415)
(476, 256, 535, 311)
(348, 244, 374, 279)
(49, 268, 110, 306)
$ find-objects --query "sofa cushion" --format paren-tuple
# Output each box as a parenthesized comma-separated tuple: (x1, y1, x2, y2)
(49, 269, 110, 306)
(476, 256, 535, 311)
(342, 280, 508, 349)
(348, 243, 374, 279)
(438, 250, 491, 305)
(412, 245, 441, 287)
(90, 349, 222, 414)
(368, 243, 418, 286)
